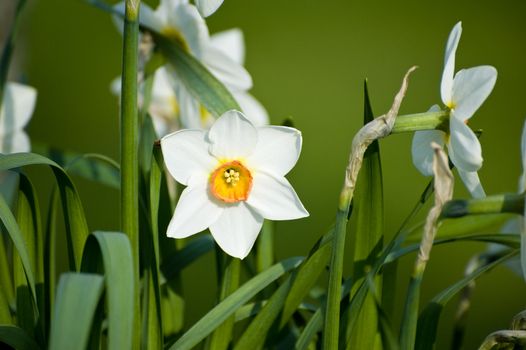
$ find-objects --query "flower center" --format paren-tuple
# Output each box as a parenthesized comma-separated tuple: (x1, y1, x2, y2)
(161, 27, 190, 53)
(210, 160, 252, 203)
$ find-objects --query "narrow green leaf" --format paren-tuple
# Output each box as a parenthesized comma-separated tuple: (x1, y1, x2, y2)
(43, 189, 59, 346)
(415, 251, 517, 350)
(0, 288, 12, 324)
(154, 34, 240, 117)
(0, 152, 89, 271)
(441, 193, 523, 218)
(0, 325, 40, 350)
(0, 191, 37, 310)
(48, 273, 104, 350)
(0, 221, 14, 313)
(170, 257, 304, 350)
(346, 79, 384, 350)
(81, 232, 134, 350)
(32, 143, 120, 189)
(257, 220, 274, 273)
(209, 257, 241, 350)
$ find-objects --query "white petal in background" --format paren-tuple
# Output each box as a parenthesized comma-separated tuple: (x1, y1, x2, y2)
(112, 2, 163, 34)
(202, 45, 253, 91)
(441, 21, 462, 105)
(166, 181, 223, 238)
(0, 131, 30, 154)
(161, 129, 217, 185)
(169, 2, 210, 58)
(448, 117, 483, 172)
(457, 169, 485, 198)
(451, 66, 497, 121)
(210, 28, 245, 65)
(234, 92, 269, 127)
(247, 126, 301, 176)
(0, 82, 36, 136)
(209, 202, 263, 259)
(412, 130, 445, 177)
(207, 110, 257, 159)
(246, 171, 309, 221)
(196, 0, 224, 18)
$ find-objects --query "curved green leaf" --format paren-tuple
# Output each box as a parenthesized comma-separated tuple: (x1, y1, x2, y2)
(48, 273, 104, 350)
(0, 325, 40, 350)
(161, 235, 215, 281)
(0, 153, 89, 271)
(81, 232, 134, 350)
(169, 257, 304, 350)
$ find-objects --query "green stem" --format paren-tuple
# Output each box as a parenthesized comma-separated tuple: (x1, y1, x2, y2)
(208, 256, 240, 350)
(121, 0, 140, 348)
(323, 209, 350, 349)
(441, 193, 524, 218)
(391, 110, 449, 134)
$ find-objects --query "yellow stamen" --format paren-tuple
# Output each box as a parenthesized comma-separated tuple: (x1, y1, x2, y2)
(210, 160, 252, 203)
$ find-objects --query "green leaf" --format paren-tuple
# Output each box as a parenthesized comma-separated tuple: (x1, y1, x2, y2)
(256, 220, 274, 273)
(415, 251, 517, 350)
(0, 325, 40, 350)
(346, 79, 384, 350)
(48, 273, 104, 350)
(161, 234, 215, 281)
(0, 152, 89, 271)
(81, 232, 134, 350)
(154, 34, 240, 118)
(169, 257, 303, 350)
(32, 143, 120, 189)
(0, 190, 37, 310)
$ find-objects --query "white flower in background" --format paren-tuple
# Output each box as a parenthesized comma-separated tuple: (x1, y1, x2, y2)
(412, 22, 497, 198)
(112, 1, 266, 132)
(161, 110, 308, 259)
(0, 82, 36, 153)
(195, 0, 224, 17)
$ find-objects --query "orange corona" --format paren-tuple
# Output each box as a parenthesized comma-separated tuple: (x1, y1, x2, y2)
(209, 160, 253, 203)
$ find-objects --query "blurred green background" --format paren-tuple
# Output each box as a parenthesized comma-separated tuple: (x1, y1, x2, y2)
(5, 0, 526, 348)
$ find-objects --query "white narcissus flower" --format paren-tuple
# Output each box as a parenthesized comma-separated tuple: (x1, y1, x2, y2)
(0, 82, 36, 153)
(161, 110, 308, 259)
(112, 1, 265, 132)
(195, 0, 224, 17)
(412, 22, 497, 198)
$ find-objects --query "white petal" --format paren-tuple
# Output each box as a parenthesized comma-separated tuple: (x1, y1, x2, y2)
(110, 76, 121, 96)
(210, 29, 245, 65)
(412, 130, 446, 176)
(234, 92, 269, 126)
(207, 110, 257, 159)
(457, 169, 485, 198)
(0, 131, 30, 154)
(448, 116, 482, 172)
(246, 171, 309, 221)
(209, 202, 263, 259)
(169, 3, 209, 58)
(161, 129, 217, 185)
(196, 0, 224, 17)
(247, 126, 301, 176)
(441, 22, 462, 105)
(202, 46, 252, 91)
(174, 80, 202, 129)
(166, 181, 223, 238)
(0, 83, 36, 136)
(451, 66, 497, 121)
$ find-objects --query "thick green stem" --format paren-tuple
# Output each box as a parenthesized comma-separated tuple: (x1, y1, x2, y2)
(391, 110, 449, 134)
(441, 193, 524, 218)
(121, 0, 140, 348)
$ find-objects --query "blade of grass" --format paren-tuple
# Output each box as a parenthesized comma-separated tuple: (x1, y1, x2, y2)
(0, 325, 40, 350)
(0, 153, 89, 271)
(48, 273, 104, 350)
(256, 220, 274, 273)
(169, 257, 303, 350)
(346, 79, 384, 350)
(81, 232, 134, 350)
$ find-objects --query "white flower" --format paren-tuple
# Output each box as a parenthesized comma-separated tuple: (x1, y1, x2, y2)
(161, 110, 309, 259)
(195, 0, 224, 17)
(412, 22, 497, 198)
(112, 2, 265, 132)
(0, 82, 36, 153)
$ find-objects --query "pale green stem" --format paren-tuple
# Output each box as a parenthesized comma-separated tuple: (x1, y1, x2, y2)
(121, 0, 140, 348)
(441, 193, 524, 218)
(391, 110, 449, 134)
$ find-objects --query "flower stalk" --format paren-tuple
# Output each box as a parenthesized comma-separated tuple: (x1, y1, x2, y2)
(120, 0, 141, 347)
(323, 66, 417, 349)
(399, 144, 454, 350)
(391, 110, 449, 134)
